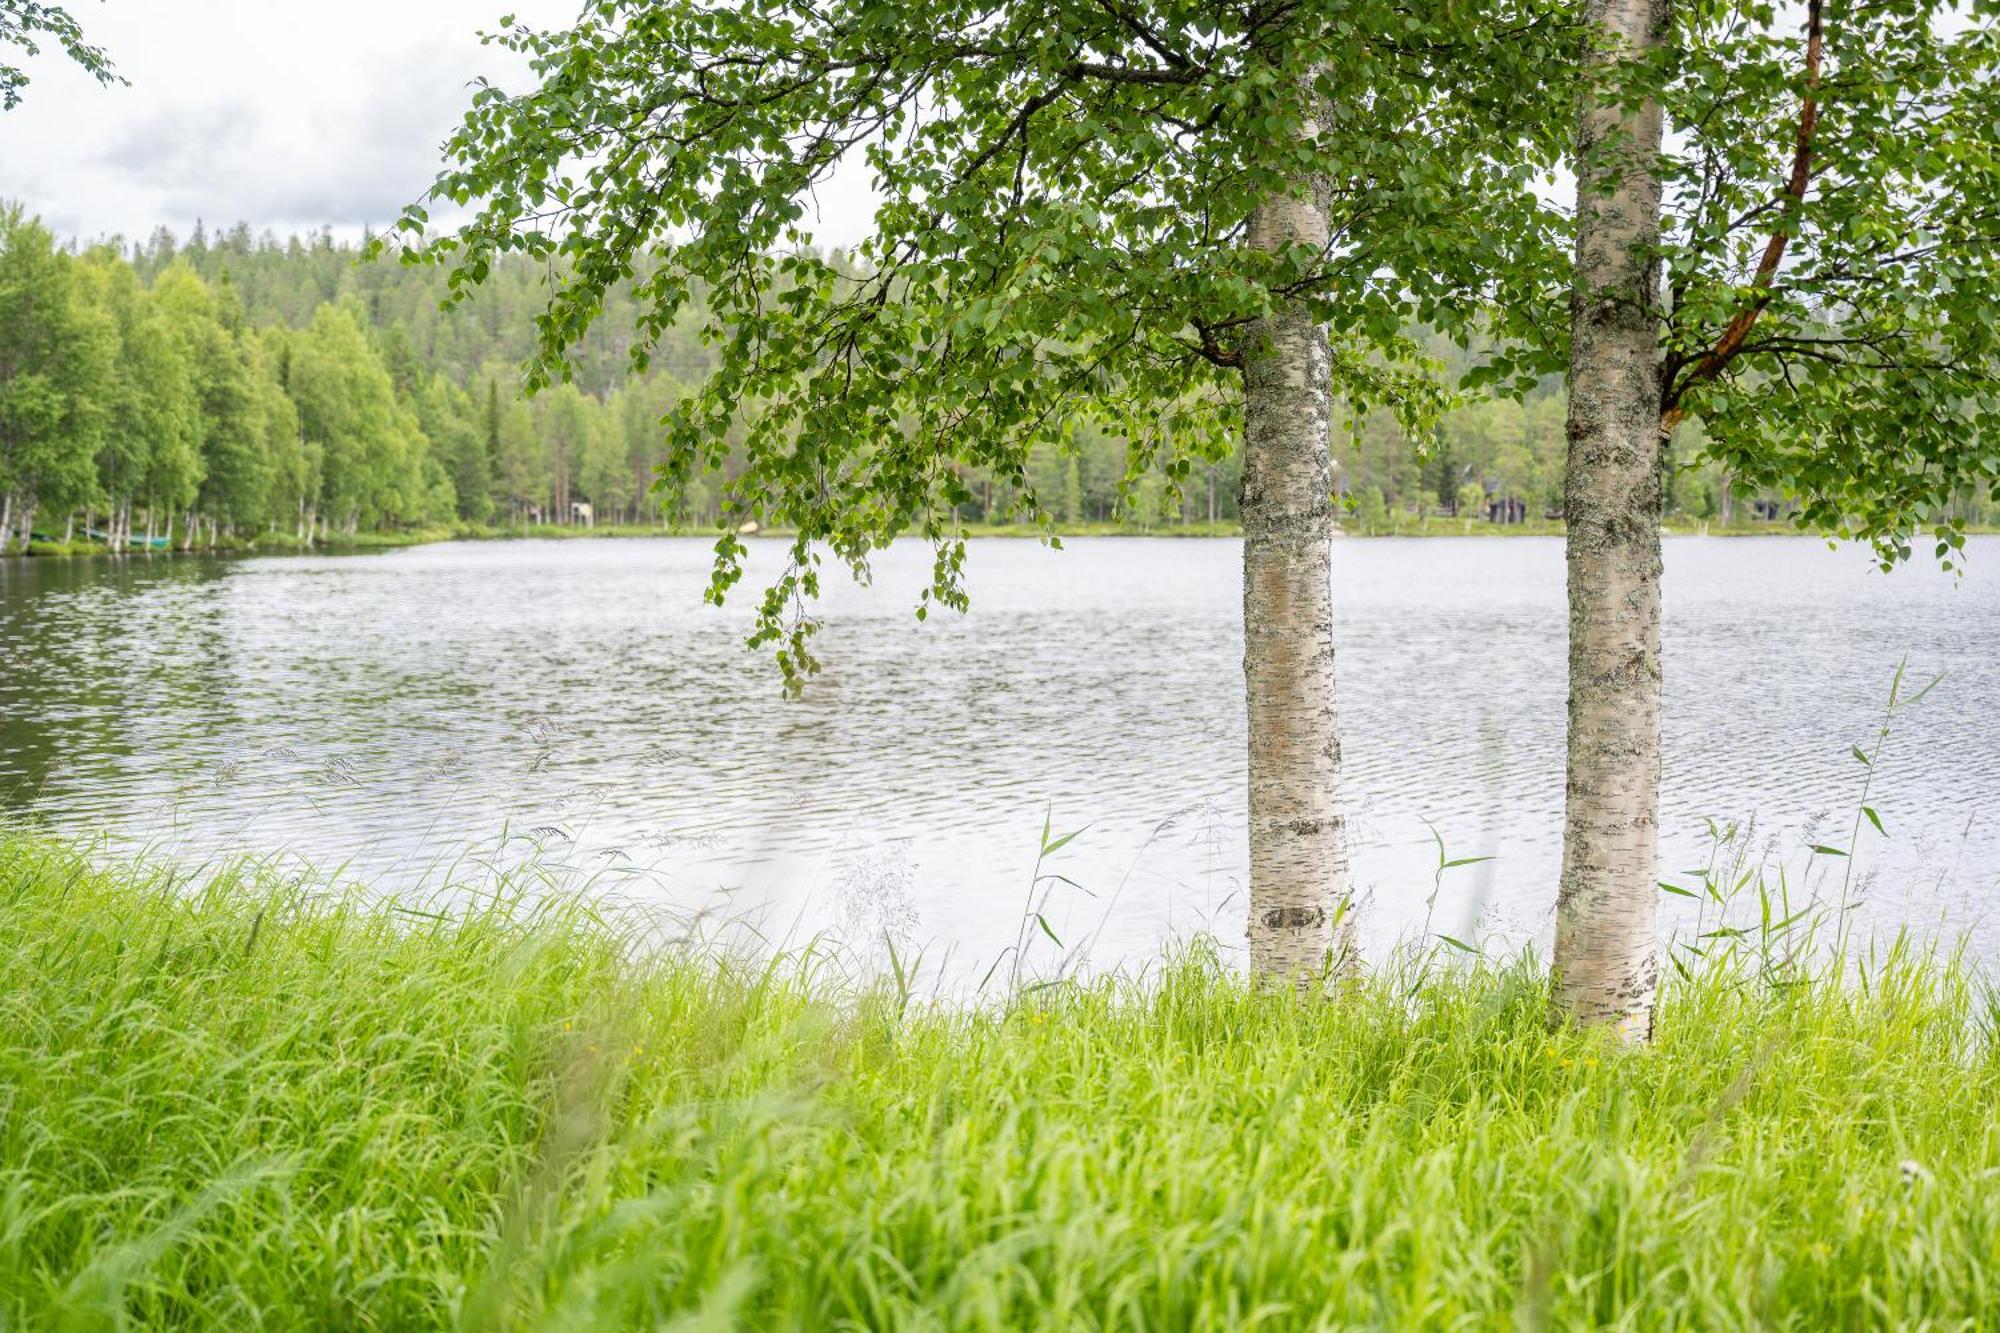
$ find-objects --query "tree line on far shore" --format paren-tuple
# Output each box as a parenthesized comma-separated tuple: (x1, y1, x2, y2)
(11, 210, 1947, 555)
(0, 207, 699, 552)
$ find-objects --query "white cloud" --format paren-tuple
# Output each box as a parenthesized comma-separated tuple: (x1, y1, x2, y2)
(0, 0, 882, 249)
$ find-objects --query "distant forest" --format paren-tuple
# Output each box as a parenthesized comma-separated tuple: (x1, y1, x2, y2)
(4, 207, 1977, 552)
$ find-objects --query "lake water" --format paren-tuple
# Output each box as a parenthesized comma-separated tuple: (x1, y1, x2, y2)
(2, 536, 1995, 980)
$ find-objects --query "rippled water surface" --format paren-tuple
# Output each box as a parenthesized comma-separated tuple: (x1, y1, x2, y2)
(2, 536, 1995, 972)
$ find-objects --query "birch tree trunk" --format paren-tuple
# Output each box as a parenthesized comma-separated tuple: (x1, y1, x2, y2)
(1554, 0, 1670, 1039)
(1240, 132, 1354, 987)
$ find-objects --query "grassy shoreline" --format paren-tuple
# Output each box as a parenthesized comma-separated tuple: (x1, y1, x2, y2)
(12, 515, 1987, 559)
(3, 831, 1998, 1328)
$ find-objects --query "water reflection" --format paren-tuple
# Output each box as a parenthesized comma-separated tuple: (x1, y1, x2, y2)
(1, 536, 1993, 972)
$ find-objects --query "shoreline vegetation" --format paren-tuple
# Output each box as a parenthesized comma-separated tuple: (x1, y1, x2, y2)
(9, 515, 1996, 559)
(5, 212, 1993, 571)
(4, 829, 1999, 1326)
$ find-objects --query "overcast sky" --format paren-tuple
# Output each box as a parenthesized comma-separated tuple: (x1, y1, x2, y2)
(1, 0, 879, 249)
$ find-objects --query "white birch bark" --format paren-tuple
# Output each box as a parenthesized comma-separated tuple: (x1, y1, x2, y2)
(1554, 0, 1670, 1039)
(1240, 99, 1354, 987)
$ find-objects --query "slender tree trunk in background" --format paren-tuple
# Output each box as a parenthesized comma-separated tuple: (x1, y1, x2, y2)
(1240, 137, 1355, 986)
(1554, 0, 1670, 1040)
(63, 513, 73, 544)
(17, 499, 35, 549)
(1, 494, 11, 555)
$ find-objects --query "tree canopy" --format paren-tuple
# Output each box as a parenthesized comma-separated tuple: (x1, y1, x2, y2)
(1478, 0, 2000, 570)
(398, 0, 1576, 679)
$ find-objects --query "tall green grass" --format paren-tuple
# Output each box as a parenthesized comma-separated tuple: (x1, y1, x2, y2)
(3, 832, 1998, 1329)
